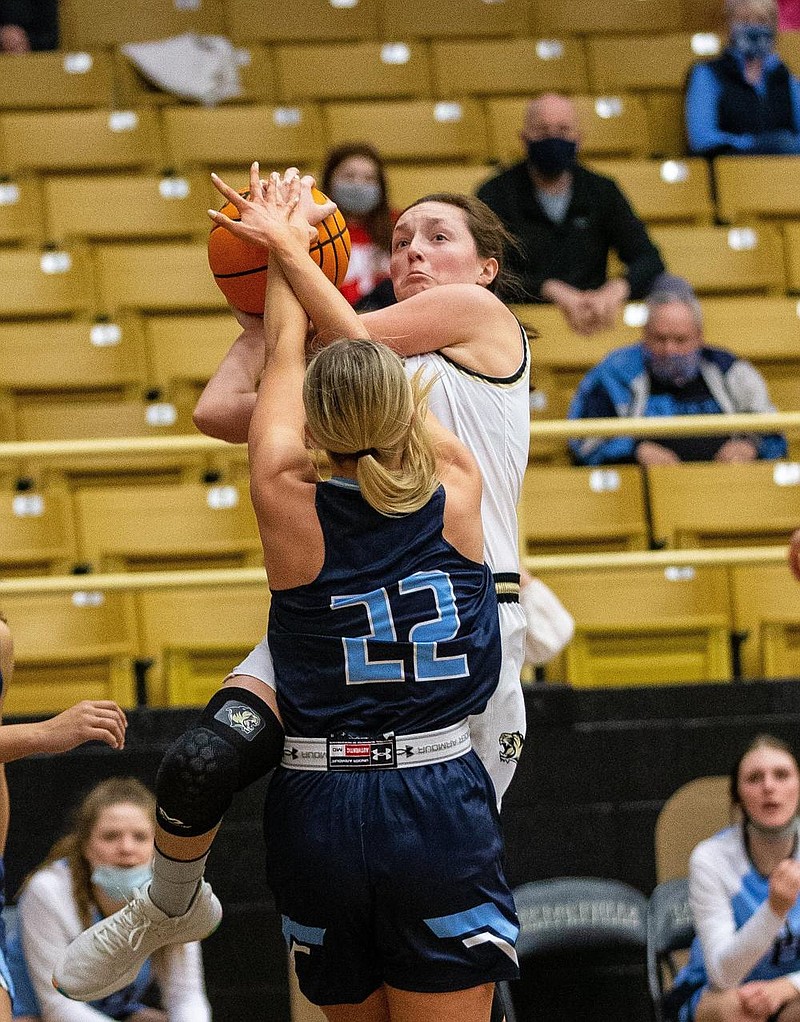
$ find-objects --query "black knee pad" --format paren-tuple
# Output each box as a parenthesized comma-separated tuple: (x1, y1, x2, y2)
(156, 687, 284, 837)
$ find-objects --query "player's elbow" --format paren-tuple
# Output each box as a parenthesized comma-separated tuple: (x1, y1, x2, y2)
(193, 393, 248, 444)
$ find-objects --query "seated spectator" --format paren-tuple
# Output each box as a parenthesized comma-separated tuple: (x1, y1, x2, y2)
(476, 93, 665, 335)
(8, 777, 211, 1022)
(568, 279, 787, 466)
(320, 143, 395, 310)
(0, 0, 58, 53)
(669, 734, 800, 1022)
(686, 0, 800, 155)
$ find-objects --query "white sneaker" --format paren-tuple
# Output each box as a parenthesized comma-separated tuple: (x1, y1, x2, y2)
(53, 880, 222, 1002)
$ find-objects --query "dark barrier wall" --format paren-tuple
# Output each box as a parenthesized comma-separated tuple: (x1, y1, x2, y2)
(7, 681, 800, 1021)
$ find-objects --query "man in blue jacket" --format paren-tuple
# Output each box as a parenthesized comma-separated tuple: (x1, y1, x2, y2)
(568, 281, 787, 466)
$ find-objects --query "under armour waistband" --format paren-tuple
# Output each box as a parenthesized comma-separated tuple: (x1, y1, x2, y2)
(281, 718, 472, 772)
(494, 572, 520, 603)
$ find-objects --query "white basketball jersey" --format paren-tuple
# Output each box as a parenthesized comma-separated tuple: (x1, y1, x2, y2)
(404, 322, 530, 575)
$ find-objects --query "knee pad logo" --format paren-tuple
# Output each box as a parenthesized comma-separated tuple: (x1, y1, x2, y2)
(214, 701, 265, 739)
(498, 731, 524, 763)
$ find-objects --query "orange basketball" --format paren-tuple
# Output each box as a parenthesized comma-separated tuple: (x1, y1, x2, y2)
(208, 186, 350, 315)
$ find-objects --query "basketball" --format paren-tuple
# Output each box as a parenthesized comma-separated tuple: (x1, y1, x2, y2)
(208, 186, 350, 315)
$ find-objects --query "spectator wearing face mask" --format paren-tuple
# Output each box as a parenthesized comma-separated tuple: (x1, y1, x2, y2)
(567, 278, 787, 466)
(476, 93, 665, 336)
(7, 777, 210, 1022)
(320, 143, 397, 310)
(686, 0, 800, 155)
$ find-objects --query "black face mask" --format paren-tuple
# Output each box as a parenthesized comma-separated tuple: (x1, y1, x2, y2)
(526, 137, 578, 178)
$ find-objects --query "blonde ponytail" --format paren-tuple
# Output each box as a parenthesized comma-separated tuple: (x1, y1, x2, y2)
(303, 340, 439, 517)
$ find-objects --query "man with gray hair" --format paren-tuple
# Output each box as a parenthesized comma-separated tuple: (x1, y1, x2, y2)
(567, 278, 787, 466)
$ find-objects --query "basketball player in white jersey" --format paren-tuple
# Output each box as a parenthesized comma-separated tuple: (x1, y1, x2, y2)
(195, 177, 531, 804)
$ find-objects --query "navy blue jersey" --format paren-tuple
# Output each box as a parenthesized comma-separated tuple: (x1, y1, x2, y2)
(268, 479, 501, 737)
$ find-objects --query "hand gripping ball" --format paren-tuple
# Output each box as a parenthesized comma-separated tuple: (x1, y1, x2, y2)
(208, 186, 350, 315)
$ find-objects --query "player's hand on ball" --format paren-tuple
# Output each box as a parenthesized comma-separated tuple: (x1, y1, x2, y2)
(209, 162, 314, 251)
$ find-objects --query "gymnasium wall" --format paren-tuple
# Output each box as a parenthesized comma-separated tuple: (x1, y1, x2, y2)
(7, 681, 800, 1021)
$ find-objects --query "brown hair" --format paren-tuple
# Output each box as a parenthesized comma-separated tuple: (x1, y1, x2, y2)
(729, 733, 798, 807)
(401, 192, 522, 297)
(321, 142, 394, 252)
(23, 777, 155, 928)
(303, 338, 437, 517)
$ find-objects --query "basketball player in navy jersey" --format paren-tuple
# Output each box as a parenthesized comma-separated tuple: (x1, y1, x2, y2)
(57, 170, 519, 1021)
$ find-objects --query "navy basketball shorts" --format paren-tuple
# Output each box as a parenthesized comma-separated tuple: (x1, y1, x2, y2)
(263, 749, 520, 1006)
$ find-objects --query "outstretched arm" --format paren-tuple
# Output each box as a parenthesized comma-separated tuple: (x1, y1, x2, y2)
(0, 701, 127, 762)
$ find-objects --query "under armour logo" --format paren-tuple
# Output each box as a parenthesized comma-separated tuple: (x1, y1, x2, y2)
(372, 747, 393, 762)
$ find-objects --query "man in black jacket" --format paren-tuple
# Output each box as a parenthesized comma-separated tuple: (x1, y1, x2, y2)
(477, 93, 665, 336)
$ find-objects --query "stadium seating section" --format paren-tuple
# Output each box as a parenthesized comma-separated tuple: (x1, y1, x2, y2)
(4, 2, 800, 710)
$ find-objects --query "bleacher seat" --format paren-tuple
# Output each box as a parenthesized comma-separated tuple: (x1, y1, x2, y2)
(778, 31, 800, 73)
(655, 776, 730, 881)
(586, 32, 720, 92)
(0, 50, 115, 110)
(59, 0, 224, 48)
(13, 394, 193, 443)
(0, 485, 77, 577)
(275, 42, 430, 102)
(430, 38, 588, 97)
(0, 108, 162, 174)
(44, 174, 208, 243)
(648, 224, 785, 294)
(381, 0, 530, 38)
(0, 177, 46, 247)
(534, 0, 682, 35)
(74, 480, 262, 572)
(161, 104, 326, 174)
(715, 156, 800, 222)
(587, 158, 713, 224)
(0, 590, 137, 714)
(780, 223, 800, 293)
(537, 565, 733, 686)
(92, 242, 227, 314)
(385, 163, 496, 210)
(0, 316, 147, 399)
(647, 462, 800, 548)
(701, 296, 800, 411)
(0, 247, 94, 320)
(643, 92, 687, 158)
(224, 0, 378, 43)
(519, 465, 649, 555)
(485, 95, 650, 164)
(145, 312, 238, 390)
(325, 99, 488, 162)
(731, 564, 800, 679)
(137, 584, 269, 706)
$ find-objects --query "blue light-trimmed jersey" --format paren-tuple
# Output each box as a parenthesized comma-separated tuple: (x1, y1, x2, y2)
(267, 480, 501, 738)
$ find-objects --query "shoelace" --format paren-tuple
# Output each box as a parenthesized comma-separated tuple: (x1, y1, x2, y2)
(93, 900, 153, 955)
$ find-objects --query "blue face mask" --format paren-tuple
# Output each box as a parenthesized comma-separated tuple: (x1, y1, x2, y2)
(647, 350, 702, 387)
(91, 863, 152, 901)
(526, 137, 577, 178)
(730, 21, 776, 61)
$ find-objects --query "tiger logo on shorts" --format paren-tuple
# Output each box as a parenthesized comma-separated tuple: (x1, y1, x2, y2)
(498, 731, 524, 763)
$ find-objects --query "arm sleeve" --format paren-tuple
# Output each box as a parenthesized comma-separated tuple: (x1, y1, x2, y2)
(724, 360, 787, 458)
(689, 841, 786, 989)
(685, 63, 758, 154)
(567, 377, 637, 465)
(604, 183, 665, 299)
(19, 873, 110, 1022)
(152, 942, 211, 1022)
